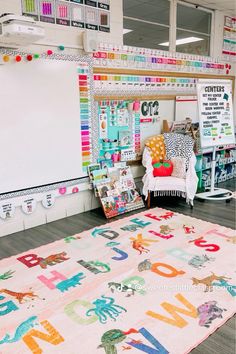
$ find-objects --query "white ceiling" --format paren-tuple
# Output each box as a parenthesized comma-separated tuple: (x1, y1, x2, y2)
(182, 0, 235, 15)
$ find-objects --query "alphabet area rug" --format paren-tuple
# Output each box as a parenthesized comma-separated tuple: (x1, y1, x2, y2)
(0, 207, 235, 354)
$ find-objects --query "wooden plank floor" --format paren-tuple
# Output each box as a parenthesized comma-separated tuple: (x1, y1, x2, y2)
(0, 180, 235, 353)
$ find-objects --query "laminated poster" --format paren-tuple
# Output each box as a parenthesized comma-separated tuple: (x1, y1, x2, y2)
(197, 80, 235, 148)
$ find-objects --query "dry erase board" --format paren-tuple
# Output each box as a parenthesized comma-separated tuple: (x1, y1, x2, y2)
(0, 59, 89, 194)
(175, 96, 198, 123)
(140, 100, 175, 151)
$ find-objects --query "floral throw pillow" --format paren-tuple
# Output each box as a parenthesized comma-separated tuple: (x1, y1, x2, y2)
(171, 157, 186, 179)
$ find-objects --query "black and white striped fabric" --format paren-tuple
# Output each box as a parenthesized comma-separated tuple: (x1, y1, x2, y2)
(163, 133, 194, 170)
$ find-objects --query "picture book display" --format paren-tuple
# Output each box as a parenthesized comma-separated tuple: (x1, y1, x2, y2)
(88, 163, 144, 218)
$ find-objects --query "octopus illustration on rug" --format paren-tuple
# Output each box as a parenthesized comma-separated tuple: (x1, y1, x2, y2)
(86, 295, 127, 324)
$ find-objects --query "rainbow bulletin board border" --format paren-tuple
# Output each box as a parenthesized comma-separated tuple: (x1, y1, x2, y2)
(0, 207, 235, 354)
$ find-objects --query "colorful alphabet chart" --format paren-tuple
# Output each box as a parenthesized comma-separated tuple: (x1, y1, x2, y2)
(78, 63, 93, 172)
(134, 112, 141, 155)
(93, 45, 231, 75)
(94, 73, 197, 93)
(197, 80, 235, 148)
(21, 0, 110, 31)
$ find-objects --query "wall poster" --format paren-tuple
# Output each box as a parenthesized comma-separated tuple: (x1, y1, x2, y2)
(197, 79, 235, 148)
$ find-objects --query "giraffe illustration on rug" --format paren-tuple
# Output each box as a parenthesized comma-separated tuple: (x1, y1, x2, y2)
(192, 272, 231, 292)
(0, 288, 39, 304)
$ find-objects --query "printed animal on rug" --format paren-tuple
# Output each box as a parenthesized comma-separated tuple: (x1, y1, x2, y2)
(98, 328, 138, 354)
(56, 272, 86, 292)
(192, 272, 231, 292)
(0, 316, 38, 344)
(159, 225, 174, 235)
(129, 339, 143, 344)
(197, 301, 226, 327)
(122, 346, 132, 350)
(188, 254, 214, 269)
(0, 270, 15, 281)
(64, 235, 81, 243)
(106, 242, 120, 247)
(39, 252, 69, 269)
(138, 259, 152, 272)
(226, 236, 236, 244)
(183, 225, 195, 234)
(92, 227, 111, 238)
(0, 288, 39, 304)
(86, 295, 127, 324)
(108, 282, 136, 297)
(89, 261, 111, 273)
(160, 211, 174, 220)
(121, 224, 144, 232)
(188, 236, 203, 244)
(130, 234, 158, 255)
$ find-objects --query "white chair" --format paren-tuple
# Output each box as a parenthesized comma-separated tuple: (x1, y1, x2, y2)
(142, 134, 198, 208)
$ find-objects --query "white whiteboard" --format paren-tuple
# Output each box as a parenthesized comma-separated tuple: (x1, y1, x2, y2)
(140, 100, 175, 150)
(175, 96, 198, 122)
(0, 59, 86, 194)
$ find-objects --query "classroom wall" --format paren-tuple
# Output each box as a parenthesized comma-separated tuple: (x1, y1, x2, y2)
(0, 2, 235, 237)
(212, 11, 236, 118)
(0, 0, 124, 237)
(0, 0, 123, 53)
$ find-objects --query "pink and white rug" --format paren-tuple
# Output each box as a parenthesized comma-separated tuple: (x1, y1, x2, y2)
(0, 207, 235, 354)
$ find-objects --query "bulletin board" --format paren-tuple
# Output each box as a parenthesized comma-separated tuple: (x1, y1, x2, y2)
(93, 67, 235, 159)
(97, 100, 134, 160)
(0, 55, 92, 195)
